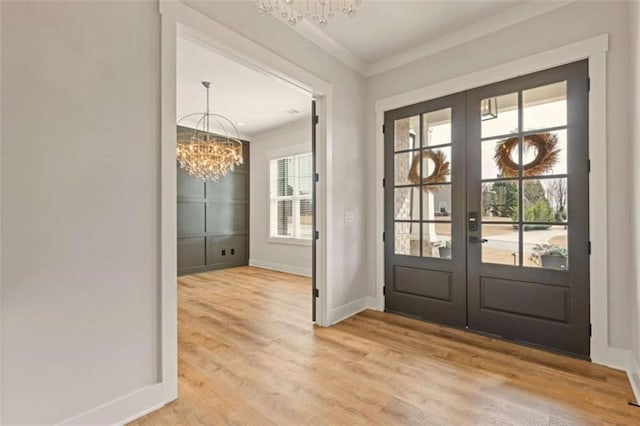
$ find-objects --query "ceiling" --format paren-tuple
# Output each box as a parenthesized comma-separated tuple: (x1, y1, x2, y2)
(181, 1, 570, 76)
(177, 36, 311, 137)
(321, 1, 519, 64)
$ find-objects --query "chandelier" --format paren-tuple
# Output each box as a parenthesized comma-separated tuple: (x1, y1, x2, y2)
(256, 0, 361, 27)
(177, 82, 243, 182)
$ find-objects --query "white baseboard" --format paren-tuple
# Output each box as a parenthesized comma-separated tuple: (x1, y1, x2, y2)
(58, 383, 172, 426)
(329, 296, 377, 325)
(629, 352, 640, 404)
(592, 346, 632, 372)
(249, 259, 312, 277)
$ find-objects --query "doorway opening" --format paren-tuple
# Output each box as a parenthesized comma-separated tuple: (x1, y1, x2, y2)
(175, 30, 320, 320)
(384, 60, 590, 358)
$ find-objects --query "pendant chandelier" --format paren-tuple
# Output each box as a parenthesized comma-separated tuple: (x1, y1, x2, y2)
(256, 0, 361, 28)
(177, 82, 243, 182)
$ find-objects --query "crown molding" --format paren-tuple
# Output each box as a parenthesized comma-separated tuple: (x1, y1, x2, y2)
(365, 0, 576, 77)
(277, 15, 369, 75)
(268, 0, 577, 78)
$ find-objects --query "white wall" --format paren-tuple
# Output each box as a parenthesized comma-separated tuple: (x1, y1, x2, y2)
(183, 1, 370, 318)
(366, 0, 633, 350)
(249, 120, 313, 277)
(629, 0, 640, 390)
(1, 1, 161, 424)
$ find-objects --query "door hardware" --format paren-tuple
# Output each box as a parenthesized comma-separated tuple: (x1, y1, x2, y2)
(468, 236, 488, 244)
(468, 212, 479, 232)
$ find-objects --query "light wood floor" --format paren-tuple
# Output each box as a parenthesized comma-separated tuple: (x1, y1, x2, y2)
(132, 266, 639, 425)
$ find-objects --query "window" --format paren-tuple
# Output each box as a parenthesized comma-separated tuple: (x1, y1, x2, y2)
(270, 153, 313, 241)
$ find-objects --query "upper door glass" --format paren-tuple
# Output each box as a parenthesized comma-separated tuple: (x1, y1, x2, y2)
(422, 108, 451, 147)
(481, 92, 518, 139)
(394, 116, 419, 152)
(480, 81, 570, 271)
(523, 81, 567, 131)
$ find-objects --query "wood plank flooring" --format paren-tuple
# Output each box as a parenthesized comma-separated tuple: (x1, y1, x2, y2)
(131, 266, 639, 425)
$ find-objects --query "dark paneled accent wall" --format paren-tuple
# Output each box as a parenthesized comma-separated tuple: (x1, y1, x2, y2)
(177, 127, 250, 276)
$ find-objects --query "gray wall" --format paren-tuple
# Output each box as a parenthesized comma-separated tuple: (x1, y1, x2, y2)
(1, 1, 160, 424)
(177, 130, 249, 275)
(366, 0, 633, 350)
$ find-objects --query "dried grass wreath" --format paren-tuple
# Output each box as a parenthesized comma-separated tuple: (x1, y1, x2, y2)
(494, 132, 560, 178)
(407, 149, 450, 192)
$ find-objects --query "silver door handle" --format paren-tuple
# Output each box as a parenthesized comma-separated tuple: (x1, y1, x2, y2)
(469, 236, 488, 244)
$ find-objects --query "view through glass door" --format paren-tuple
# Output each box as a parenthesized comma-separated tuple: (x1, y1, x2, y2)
(384, 60, 590, 357)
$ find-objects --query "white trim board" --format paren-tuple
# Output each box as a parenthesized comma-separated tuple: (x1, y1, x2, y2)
(373, 34, 628, 371)
(267, 0, 575, 77)
(629, 352, 640, 404)
(57, 384, 166, 426)
(249, 259, 312, 277)
(328, 296, 376, 325)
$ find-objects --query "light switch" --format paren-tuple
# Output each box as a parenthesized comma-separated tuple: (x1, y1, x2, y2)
(344, 210, 355, 224)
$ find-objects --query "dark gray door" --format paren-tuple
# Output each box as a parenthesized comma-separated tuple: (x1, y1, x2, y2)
(384, 93, 467, 328)
(466, 61, 590, 357)
(384, 60, 590, 357)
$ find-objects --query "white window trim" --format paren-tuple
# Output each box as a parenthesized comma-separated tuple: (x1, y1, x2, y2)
(269, 146, 313, 244)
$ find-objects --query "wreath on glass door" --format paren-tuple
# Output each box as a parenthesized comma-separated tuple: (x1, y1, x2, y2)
(407, 149, 450, 192)
(494, 132, 560, 178)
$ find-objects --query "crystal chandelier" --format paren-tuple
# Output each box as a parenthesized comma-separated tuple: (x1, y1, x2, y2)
(256, 0, 361, 27)
(177, 82, 243, 182)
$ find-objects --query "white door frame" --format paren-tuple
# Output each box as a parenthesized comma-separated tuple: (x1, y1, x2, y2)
(158, 0, 333, 405)
(374, 34, 629, 371)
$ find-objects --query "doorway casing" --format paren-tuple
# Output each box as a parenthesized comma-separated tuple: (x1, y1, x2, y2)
(159, 0, 333, 408)
(374, 34, 627, 371)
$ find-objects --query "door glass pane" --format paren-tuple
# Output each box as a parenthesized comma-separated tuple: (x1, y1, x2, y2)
(521, 130, 567, 177)
(423, 185, 451, 221)
(482, 224, 520, 266)
(523, 81, 567, 131)
(422, 222, 452, 259)
(395, 222, 419, 256)
(394, 115, 420, 152)
(481, 92, 518, 139)
(423, 108, 451, 147)
(395, 187, 420, 220)
(482, 181, 520, 223)
(523, 178, 568, 223)
(482, 138, 520, 179)
(421, 147, 451, 184)
(394, 151, 418, 186)
(524, 226, 568, 270)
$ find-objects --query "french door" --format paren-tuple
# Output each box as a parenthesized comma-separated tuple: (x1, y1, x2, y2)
(384, 60, 590, 357)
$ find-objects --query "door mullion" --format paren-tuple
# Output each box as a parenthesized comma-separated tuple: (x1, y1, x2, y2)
(419, 113, 424, 258)
(517, 91, 524, 267)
